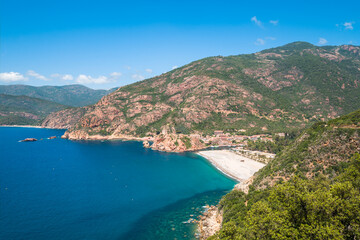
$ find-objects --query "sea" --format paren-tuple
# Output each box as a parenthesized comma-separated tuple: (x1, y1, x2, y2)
(0, 127, 235, 240)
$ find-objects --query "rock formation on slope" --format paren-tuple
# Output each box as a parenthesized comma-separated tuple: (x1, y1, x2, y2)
(43, 42, 360, 151)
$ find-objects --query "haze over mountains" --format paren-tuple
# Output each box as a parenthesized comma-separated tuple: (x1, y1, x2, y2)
(0, 94, 69, 125)
(0, 84, 117, 125)
(42, 42, 360, 146)
(0, 84, 117, 107)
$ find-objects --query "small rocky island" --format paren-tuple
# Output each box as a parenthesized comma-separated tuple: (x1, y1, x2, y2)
(20, 138, 37, 142)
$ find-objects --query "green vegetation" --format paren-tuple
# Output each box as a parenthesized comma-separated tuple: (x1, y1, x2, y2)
(181, 136, 192, 149)
(64, 42, 360, 138)
(0, 84, 118, 126)
(253, 115, 360, 188)
(247, 130, 300, 154)
(0, 84, 116, 107)
(328, 109, 360, 127)
(0, 94, 70, 125)
(211, 154, 360, 240)
(209, 109, 360, 240)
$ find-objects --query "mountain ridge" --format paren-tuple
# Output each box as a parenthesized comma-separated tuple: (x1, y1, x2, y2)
(42, 42, 360, 151)
(0, 94, 70, 125)
(0, 84, 117, 107)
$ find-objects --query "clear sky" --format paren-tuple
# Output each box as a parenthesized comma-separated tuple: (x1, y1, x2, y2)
(0, 0, 359, 89)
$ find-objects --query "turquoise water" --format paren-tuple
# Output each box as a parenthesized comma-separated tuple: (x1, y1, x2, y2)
(0, 127, 235, 240)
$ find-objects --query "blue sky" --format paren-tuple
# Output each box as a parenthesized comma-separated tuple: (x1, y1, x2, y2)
(0, 0, 359, 89)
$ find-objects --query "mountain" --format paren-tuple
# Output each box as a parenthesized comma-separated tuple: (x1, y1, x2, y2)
(41, 107, 89, 129)
(0, 94, 70, 125)
(43, 42, 360, 150)
(208, 109, 360, 239)
(0, 84, 117, 107)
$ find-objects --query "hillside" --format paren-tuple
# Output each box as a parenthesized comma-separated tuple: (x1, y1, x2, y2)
(0, 94, 70, 125)
(252, 109, 360, 189)
(0, 84, 116, 107)
(208, 109, 360, 240)
(41, 107, 89, 129)
(44, 42, 360, 150)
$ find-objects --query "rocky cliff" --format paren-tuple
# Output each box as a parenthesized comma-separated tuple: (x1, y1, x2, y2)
(42, 107, 88, 129)
(43, 42, 360, 151)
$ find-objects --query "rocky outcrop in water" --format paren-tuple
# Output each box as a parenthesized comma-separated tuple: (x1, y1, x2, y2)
(143, 141, 150, 148)
(20, 138, 37, 142)
(198, 206, 222, 239)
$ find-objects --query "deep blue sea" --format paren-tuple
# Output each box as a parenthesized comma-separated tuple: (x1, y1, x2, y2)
(0, 127, 235, 240)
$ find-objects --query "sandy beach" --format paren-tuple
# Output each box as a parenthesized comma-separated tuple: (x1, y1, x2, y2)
(0, 125, 44, 128)
(0, 125, 62, 129)
(197, 150, 265, 182)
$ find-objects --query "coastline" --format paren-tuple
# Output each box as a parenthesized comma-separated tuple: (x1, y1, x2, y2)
(196, 150, 265, 183)
(195, 150, 266, 239)
(0, 125, 63, 129)
(65, 133, 153, 142)
(4, 125, 266, 239)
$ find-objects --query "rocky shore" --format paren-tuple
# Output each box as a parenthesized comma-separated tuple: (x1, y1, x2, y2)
(61, 125, 207, 152)
(196, 176, 259, 239)
(196, 150, 267, 239)
(61, 129, 151, 142)
(198, 206, 223, 240)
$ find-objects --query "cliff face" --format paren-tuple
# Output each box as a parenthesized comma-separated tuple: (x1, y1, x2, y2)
(150, 125, 205, 152)
(44, 42, 360, 150)
(42, 107, 88, 129)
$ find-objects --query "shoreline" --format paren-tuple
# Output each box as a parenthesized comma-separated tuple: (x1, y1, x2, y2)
(3, 125, 264, 239)
(197, 151, 242, 182)
(196, 150, 265, 183)
(0, 125, 64, 129)
(195, 150, 266, 239)
(66, 133, 154, 142)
